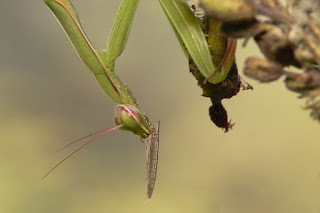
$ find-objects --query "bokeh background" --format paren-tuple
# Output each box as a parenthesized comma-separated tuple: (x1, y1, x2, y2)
(0, 0, 319, 212)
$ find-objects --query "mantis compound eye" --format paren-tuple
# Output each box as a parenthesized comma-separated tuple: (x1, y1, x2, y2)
(114, 105, 150, 138)
(114, 105, 140, 128)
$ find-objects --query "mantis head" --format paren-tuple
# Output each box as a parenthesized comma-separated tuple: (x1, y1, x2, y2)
(114, 104, 151, 138)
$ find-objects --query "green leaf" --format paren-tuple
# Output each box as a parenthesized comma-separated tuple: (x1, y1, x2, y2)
(159, 0, 216, 83)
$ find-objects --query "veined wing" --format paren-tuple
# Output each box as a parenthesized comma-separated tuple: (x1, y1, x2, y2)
(146, 122, 160, 199)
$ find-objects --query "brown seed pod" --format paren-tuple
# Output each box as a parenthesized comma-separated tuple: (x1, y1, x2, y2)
(199, 0, 256, 22)
(244, 57, 284, 82)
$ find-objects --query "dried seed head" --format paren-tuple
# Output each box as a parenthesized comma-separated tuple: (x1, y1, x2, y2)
(199, 0, 256, 22)
(285, 72, 318, 93)
(244, 57, 284, 82)
(209, 102, 233, 132)
(294, 44, 316, 64)
(220, 19, 258, 38)
(255, 27, 299, 66)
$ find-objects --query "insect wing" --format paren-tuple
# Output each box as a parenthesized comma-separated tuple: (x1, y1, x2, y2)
(146, 122, 160, 199)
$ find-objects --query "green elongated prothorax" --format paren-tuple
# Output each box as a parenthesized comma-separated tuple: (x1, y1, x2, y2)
(44, 0, 139, 107)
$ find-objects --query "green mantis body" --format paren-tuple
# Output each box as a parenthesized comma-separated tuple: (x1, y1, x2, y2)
(44, 0, 158, 199)
(43, 0, 245, 200)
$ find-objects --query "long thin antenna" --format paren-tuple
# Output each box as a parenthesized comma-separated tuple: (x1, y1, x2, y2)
(56, 128, 115, 152)
(42, 125, 121, 180)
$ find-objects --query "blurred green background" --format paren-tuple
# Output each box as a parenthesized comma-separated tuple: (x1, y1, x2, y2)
(0, 0, 319, 213)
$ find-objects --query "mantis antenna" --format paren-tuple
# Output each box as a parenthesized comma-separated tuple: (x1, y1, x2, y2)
(42, 125, 122, 180)
(56, 128, 118, 152)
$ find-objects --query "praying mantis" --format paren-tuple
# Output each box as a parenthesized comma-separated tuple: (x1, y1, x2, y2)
(43, 0, 249, 199)
(43, 0, 159, 199)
